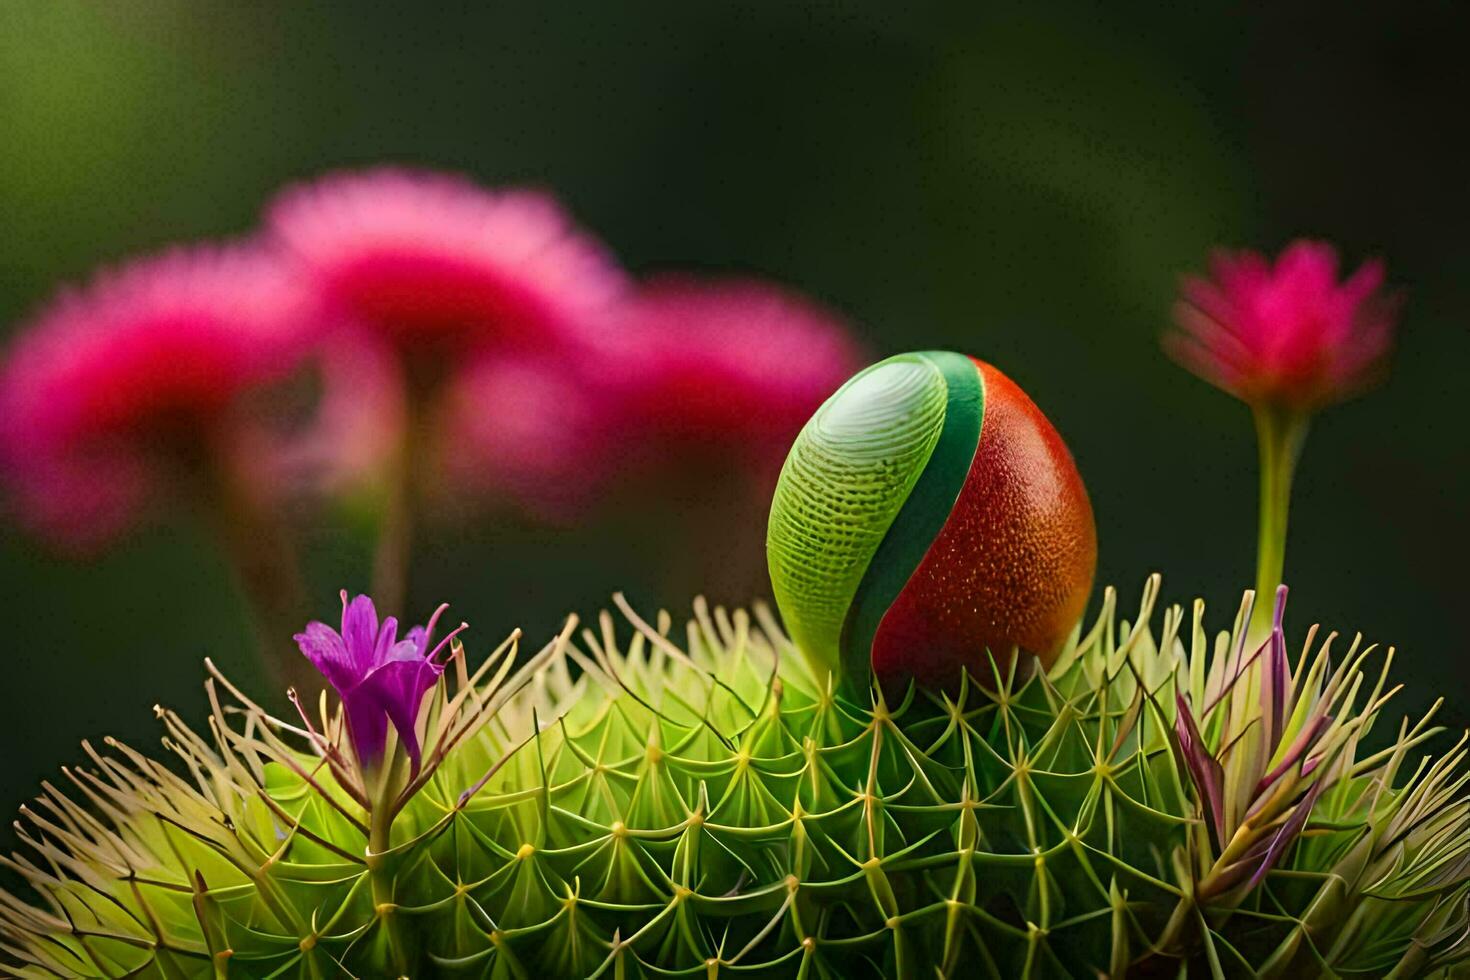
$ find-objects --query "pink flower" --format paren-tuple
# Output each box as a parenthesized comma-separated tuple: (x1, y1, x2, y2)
(604, 276, 863, 460)
(264, 168, 627, 357)
(1167, 240, 1398, 410)
(0, 245, 321, 548)
(247, 327, 406, 502)
(443, 352, 621, 521)
(444, 276, 862, 518)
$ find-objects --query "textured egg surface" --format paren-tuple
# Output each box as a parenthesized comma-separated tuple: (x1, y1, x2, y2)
(767, 350, 1095, 686)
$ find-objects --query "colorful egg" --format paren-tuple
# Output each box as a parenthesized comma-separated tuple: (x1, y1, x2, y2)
(766, 351, 1096, 688)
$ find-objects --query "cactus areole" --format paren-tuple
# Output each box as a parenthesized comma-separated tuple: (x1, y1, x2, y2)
(767, 350, 1097, 687)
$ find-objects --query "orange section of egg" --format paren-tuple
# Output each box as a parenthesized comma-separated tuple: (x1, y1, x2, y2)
(870, 359, 1097, 688)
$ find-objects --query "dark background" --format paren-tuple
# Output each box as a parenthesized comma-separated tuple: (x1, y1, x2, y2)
(1, 1, 1467, 828)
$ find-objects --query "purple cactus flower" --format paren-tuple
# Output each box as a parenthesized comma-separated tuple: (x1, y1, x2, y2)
(295, 592, 461, 772)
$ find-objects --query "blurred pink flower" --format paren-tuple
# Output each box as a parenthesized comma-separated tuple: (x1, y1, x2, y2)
(605, 276, 863, 460)
(246, 328, 406, 503)
(1167, 240, 1397, 409)
(443, 352, 620, 521)
(265, 168, 627, 358)
(0, 245, 321, 548)
(445, 276, 862, 518)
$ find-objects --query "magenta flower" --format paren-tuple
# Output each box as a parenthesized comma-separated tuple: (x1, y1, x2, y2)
(603, 276, 863, 462)
(608, 277, 858, 446)
(442, 277, 862, 519)
(295, 592, 461, 772)
(0, 245, 320, 548)
(250, 327, 406, 501)
(443, 352, 622, 520)
(1167, 240, 1400, 637)
(265, 169, 630, 610)
(265, 167, 626, 357)
(1167, 239, 1397, 410)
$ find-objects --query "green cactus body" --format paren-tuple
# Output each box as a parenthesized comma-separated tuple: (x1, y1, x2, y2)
(3, 582, 1467, 978)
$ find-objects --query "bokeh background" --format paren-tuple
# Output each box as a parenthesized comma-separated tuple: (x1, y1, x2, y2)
(1, 0, 1467, 836)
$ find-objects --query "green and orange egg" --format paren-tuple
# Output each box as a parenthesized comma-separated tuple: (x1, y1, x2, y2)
(767, 350, 1096, 688)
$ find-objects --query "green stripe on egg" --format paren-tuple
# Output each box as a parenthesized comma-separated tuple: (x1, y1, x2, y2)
(839, 352, 981, 679)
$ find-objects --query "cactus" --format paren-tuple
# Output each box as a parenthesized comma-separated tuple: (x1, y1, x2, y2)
(0, 248, 1456, 978)
(2, 579, 1466, 978)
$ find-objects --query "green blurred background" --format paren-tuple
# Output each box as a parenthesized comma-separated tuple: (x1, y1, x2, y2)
(1, 0, 1467, 831)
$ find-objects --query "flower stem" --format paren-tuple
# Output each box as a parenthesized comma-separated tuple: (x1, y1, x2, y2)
(202, 440, 317, 699)
(1249, 405, 1309, 641)
(367, 757, 411, 975)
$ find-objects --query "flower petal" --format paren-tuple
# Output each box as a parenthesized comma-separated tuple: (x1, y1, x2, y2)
(294, 622, 355, 693)
(359, 656, 444, 772)
(1175, 694, 1227, 847)
(1247, 778, 1326, 890)
(373, 615, 401, 667)
(1261, 586, 1291, 750)
(1254, 714, 1331, 799)
(340, 687, 389, 766)
(340, 593, 380, 675)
